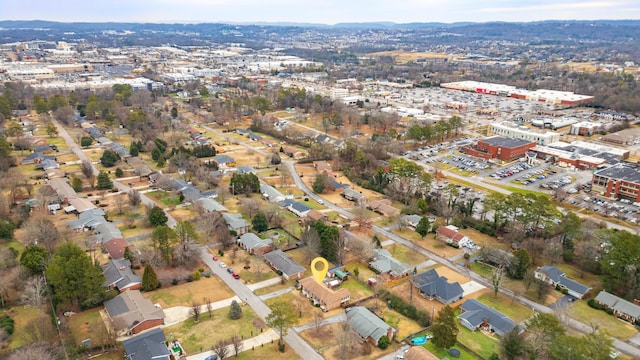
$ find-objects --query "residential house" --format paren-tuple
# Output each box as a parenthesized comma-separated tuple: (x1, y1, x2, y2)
(214, 154, 236, 168)
(534, 266, 591, 299)
(68, 208, 107, 231)
(49, 178, 77, 203)
(436, 225, 472, 248)
(237, 166, 256, 174)
(264, 250, 305, 280)
(368, 199, 400, 217)
(282, 146, 303, 158)
(286, 201, 311, 218)
(327, 177, 349, 191)
(369, 249, 412, 279)
(122, 328, 171, 360)
(93, 222, 128, 260)
(458, 299, 518, 336)
(200, 190, 218, 199)
(594, 291, 640, 323)
(411, 269, 464, 305)
(103, 259, 141, 292)
(342, 187, 367, 205)
(34, 158, 58, 170)
(260, 184, 285, 203)
(104, 290, 165, 335)
(404, 346, 440, 360)
(313, 160, 333, 175)
(298, 276, 350, 311)
(127, 156, 153, 178)
(67, 197, 97, 214)
(401, 214, 422, 230)
(195, 198, 228, 213)
(222, 213, 249, 235)
(106, 142, 131, 159)
(22, 151, 55, 165)
(306, 209, 328, 223)
(237, 233, 272, 256)
(248, 133, 262, 142)
(346, 306, 396, 346)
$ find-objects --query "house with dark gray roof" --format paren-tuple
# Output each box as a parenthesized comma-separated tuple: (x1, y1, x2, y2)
(237, 165, 256, 174)
(68, 208, 107, 230)
(122, 327, 171, 360)
(458, 299, 518, 336)
(263, 249, 305, 280)
(35, 158, 58, 170)
(346, 306, 396, 346)
(222, 213, 249, 235)
(534, 265, 591, 299)
(104, 290, 164, 335)
(103, 259, 141, 292)
(400, 214, 422, 230)
(369, 249, 411, 279)
(286, 201, 311, 218)
(237, 232, 272, 256)
(214, 154, 235, 168)
(22, 151, 55, 165)
(411, 269, 464, 305)
(594, 291, 640, 323)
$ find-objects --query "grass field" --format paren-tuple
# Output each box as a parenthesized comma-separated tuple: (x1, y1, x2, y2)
(163, 306, 260, 354)
(340, 279, 374, 302)
(144, 277, 235, 307)
(566, 300, 638, 341)
(424, 341, 480, 360)
(67, 308, 110, 348)
(146, 190, 182, 207)
(0, 307, 53, 351)
(456, 316, 501, 359)
(383, 242, 428, 266)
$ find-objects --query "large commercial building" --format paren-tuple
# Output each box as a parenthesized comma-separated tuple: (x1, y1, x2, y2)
(441, 80, 594, 106)
(591, 162, 640, 202)
(490, 122, 561, 146)
(531, 145, 606, 170)
(464, 136, 536, 161)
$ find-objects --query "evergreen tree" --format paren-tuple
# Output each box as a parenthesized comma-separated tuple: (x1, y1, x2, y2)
(432, 305, 458, 349)
(71, 177, 83, 192)
(415, 216, 431, 237)
(96, 171, 113, 190)
(80, 136, 93, 147)
(20, 245, 48, 275)
(141, 264, 159, 291)
(252, 211, 269, 233)
(228, 300, 243, 320)
(509, 249, 531, 279)
(100, 149, 120, 167)
(312, 171, 329, 193)
(149, 206, 168, 227)
(115, 167, 124, 177)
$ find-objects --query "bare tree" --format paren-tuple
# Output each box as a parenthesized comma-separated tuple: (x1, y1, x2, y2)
(190, 300, 201, 322)
(211, 339, 230, 359)
(22, 315, 56, 344)
(352, 206, 372, 229)
(491, 264, 505, 298)
(205, 297, 213, 318)
(114, 192, 127, 215)
(239, 197, 260, 218)
(128, 189, 142, 207)
(348, 236, 375, 263)
(300, 225, 321, 265)
(337, 322, 357, 360)
(81, 159, 95, 179)
(314, 312, 324, 334)
(8, 342, 55, 360)
(0, 267, 18, 308)
(230, 335, 243, 357)
(21, 276, 47, 308)
(23, 215, 59, 252)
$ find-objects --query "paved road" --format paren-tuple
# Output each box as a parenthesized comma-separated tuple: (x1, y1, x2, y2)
(199, 248, 323, 360)
(51, 118, 176, 227)
(284, 160, 640, 358)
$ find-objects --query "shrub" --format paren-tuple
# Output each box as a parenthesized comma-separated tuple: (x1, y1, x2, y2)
(198, 267, 205, 273)
(194, 271, 201, 281)
(228, 300, 243, 320)
(378, 335, 390, 349)
(0, 315, 14, 335)
(172, 278, 179, 286)
(186, 274, 194, 282)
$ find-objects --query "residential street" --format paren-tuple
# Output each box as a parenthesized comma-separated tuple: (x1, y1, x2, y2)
(51, 118, 177, 227)
(198, 248, 324, 360)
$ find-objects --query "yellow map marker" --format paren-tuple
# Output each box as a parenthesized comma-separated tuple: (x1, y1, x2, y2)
(311, 257, 329, 284)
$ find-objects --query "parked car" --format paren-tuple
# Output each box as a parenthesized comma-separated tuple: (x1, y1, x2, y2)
(227, 268, 234, 274)
(232, 272, 240, 279)
(219, 262, 226, 268)
(212, 256, 218, 261)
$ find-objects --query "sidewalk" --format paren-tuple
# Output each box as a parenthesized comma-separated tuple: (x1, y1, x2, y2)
(186, 329, 280, 360)
(246, 276, 282, 291)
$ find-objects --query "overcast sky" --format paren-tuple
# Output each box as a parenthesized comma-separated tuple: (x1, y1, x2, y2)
(3, 0, 639, 24)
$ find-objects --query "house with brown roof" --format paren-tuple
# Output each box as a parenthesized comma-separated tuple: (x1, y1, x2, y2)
(306, 209, 328, 223)
(404, 346, 440, 360)
(104, 290, 164, 335)
(299, 276, 350, 311)
(368, 199, 400, 217)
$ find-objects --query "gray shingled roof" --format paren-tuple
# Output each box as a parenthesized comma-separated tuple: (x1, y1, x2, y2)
(122, 328, 170, 360)
(458, 299, 517, 336)
(346, 306, 394, 344)
(263, 250, 305, 277)
(595, 291, 640, 319)
(412, 269, 464, 304)
(260, 184, 285, 202)
(196, 198, 228, 213)
(238, 233, 272, 251)
(222, 213, 248, 230)
(103, 259, 141, 290)
(369, 249, 411, 277)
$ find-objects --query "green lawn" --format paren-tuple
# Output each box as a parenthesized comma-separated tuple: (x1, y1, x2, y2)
(383, 242, 427, 266)
(339, 279, 374, 302)
(470, 262, 493, 278)
(146, 190, 182, 207)
(567, 300, 638, 341)
(163, 306, 261, 354)
(1, 307, 53, 351)
(456, 315, 501, 359)
(67, 308, 110, 348)
(476, 293, 534, 323)
(424, 342, 480, 360)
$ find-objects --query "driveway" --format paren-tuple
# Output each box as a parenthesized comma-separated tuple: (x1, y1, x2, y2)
(199, 248, 323, 360)
(549, 294, 576, 310)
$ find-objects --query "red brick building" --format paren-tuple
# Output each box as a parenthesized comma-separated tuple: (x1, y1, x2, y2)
(592, 162, 640, 202)
(464, 136, 536, 161)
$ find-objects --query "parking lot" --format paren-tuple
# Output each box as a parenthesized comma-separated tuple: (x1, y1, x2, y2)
(565, 193, 640, 223)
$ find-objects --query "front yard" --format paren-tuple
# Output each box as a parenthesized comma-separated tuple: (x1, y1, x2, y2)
(143, 276, 235, 308)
